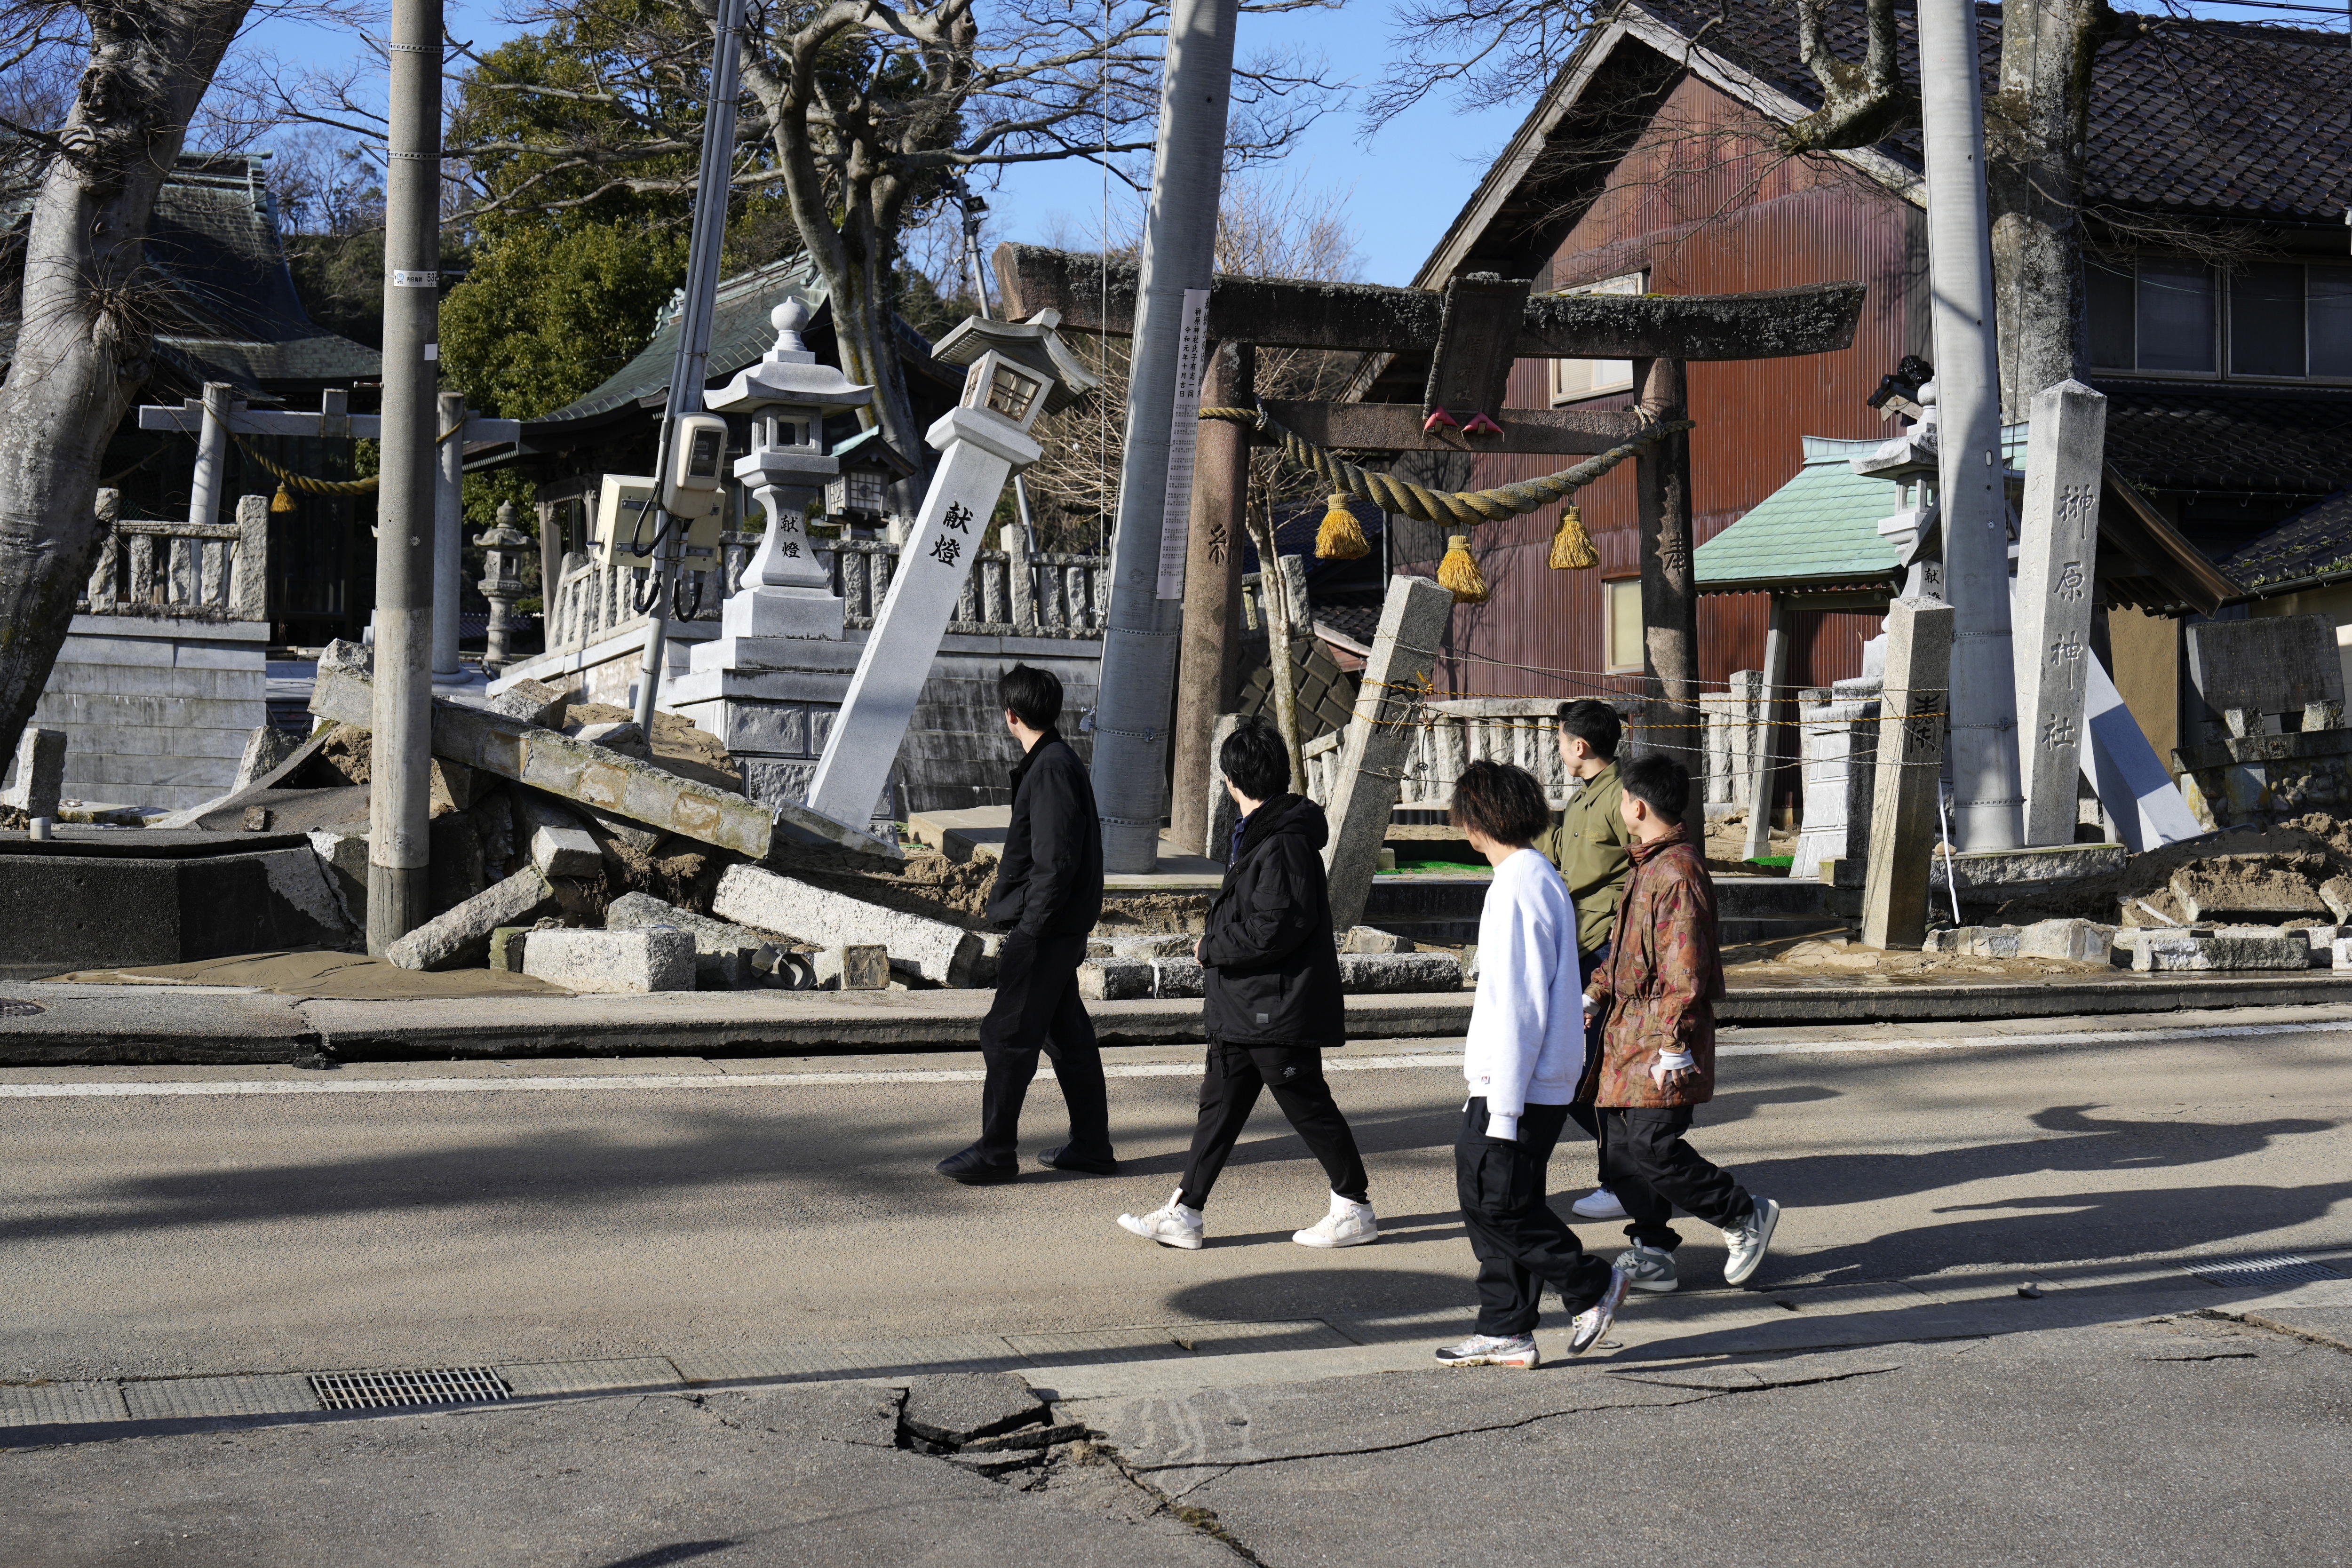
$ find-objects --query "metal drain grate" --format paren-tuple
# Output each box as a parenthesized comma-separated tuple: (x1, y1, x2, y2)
(310, 1367, 513, 1410)
(0, 998, 45, 1019)
(2190, 1255, 2347, 1290)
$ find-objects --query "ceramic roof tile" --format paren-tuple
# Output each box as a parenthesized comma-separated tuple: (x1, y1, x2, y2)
(2219, 488, 2352, 591)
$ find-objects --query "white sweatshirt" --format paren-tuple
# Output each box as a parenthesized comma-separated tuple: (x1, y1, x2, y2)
(1462, 847, 1586, 1138)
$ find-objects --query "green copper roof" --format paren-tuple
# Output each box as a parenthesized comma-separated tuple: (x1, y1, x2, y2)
(1694, 435, 1907, 594)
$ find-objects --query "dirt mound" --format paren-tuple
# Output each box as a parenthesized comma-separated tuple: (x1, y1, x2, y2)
(1994, 820, 2352, 924)
(565, 701, 743, 794)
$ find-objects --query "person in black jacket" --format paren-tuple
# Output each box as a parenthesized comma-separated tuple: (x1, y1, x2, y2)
(1115, 716, 1376, 1250)
(937, 664, 1116, 1185)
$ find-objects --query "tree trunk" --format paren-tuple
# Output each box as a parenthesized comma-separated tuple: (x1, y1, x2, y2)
(1989, 0, 2112, 419)
(824, 231, 937, 503)
(1635, 358, 1699, 756)
(0, 0, 252, 765)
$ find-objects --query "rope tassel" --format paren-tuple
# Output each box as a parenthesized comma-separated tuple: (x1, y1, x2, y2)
(1316, 493, 1369, 560)
(1548, 502, 1596, 569)
(1438, 534, 1489, 604)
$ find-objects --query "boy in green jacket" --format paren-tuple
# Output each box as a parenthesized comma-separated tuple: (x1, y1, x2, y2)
(1534, 698, 1633, 1222)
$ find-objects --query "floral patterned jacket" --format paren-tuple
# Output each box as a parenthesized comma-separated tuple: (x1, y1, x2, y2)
(1581, 824, 1724, 1108)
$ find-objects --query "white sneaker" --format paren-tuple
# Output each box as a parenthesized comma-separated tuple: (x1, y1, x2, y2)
(1571, 1187, 1628, 1220)
(1613, 1243, 1679, 1294)
(1117, 1191, 1204, 1250)
(1293, 1192, 1379, 1249)
(1565, 1267, 1631, 1356)
(1435, 1332, 1539, 1369)
(1721, 1197, 1780, 1285)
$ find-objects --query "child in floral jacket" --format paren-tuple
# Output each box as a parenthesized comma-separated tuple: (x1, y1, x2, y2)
(1581, 753, 1780, 1294)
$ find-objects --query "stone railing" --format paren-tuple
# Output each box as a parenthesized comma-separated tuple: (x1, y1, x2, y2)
(80, 492, 269, 621)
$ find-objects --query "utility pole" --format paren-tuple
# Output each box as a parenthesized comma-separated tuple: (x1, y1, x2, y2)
(1916, 0, 2024, 852)
(1089, 0, 1238, 873)
(633, 0, 748, 732)
(367, 0, 443, 952)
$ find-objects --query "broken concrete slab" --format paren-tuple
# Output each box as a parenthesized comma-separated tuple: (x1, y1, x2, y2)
(2170, 861, 2329, 923)
(1078, 959, 1153, 1001)
(531, 825, 602, 879)
(305, 826, 368, 933)
(1342, 925, 1416, 954)
(711, 863, 983, 986)
(2128, 932, 2310, 972)
(522, 927, 696, 994)
(899, 1373, 1049, 1447)
(230, 724, 301, 793)
(147, 724, 342, 832)
(811, 944, 890, 991)
(1339, 951, 1464, 992)
(487, 677, 569, 728)
(386, 867, 561, 971)
(604, 891, 774, 988)
(1152, 957, 1205, 999)
(310, 663, 899, 866)
(1929, 843, 2131, 894)
(2018, 919, 2117, 963)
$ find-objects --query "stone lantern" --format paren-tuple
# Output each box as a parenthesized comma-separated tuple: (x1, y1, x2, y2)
(701, 297, 874, 656)
(823, 429, 915, 534)
(475, 500, 532, 674)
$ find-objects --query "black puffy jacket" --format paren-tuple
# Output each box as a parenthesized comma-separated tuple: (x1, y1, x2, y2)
(1199, 795, 1345, 1047)
(985, 731, 1104, 936)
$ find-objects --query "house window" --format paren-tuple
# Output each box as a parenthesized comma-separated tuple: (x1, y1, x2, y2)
(1547, 271, 1645, 404)
(1604, 578, 1644, 673)
(2090, 257, 2352, 381)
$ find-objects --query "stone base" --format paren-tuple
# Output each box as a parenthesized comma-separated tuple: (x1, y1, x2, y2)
(712, 587, 846, 648)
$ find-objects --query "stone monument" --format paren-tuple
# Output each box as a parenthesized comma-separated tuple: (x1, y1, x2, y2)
(2011, 380, 2106, 846)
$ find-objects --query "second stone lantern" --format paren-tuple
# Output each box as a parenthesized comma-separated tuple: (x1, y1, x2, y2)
(700, 297, 874, 663)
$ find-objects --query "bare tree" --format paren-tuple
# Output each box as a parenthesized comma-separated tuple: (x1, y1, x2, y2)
(0, 0, 264, 765)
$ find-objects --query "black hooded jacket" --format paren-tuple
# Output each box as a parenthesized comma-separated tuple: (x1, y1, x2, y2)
(985, 730, 1104, 937)
(1198, 794, 1345, 1047)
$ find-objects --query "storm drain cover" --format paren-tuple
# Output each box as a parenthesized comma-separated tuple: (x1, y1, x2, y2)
(0, 998, 44, 1018)
(2190, 1255, 2347, 1289)
(310, 1367, 513, 1410)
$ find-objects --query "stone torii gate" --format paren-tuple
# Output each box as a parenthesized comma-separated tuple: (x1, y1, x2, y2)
(995, 244, 1867, 844)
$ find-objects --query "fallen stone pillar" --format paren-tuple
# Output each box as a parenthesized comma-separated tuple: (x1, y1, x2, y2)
(2129, 932, 2308, 972)
(3, 728, 65, 818)
(812, 943, 890, 991)
(523, 927, 696, 993)
(531, 825, 603, 879)
(711, 863, 984, 986)
(1340, 951, 1464, 992)
(1323, 574, 1456, 931)
(386, 867, 561, 971)
(604, 891, 776, 988)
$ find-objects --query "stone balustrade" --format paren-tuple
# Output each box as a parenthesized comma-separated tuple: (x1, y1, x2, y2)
(80, 493, 270, 622)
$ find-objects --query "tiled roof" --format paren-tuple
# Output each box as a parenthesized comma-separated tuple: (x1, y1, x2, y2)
(2219, 489, 2352, 593)
(1627, 0, 2352, 224)
(2097, 382, 2352, 496)
(532, 255, 830, 424)
(1693, 434, 1906, 592)
(2, 151, 379, 391)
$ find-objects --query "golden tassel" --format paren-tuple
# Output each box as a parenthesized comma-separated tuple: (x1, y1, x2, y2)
(1315, 493, 1369, 560)
(1547, 502, 1596, 569)
(1437, 533, 1489, 604)
(271, 483, 297, 514)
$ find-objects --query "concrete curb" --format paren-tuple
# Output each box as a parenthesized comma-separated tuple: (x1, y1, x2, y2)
(1718, 971, 2352, 1025)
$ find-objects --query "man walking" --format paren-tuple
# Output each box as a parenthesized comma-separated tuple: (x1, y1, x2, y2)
(1436, 760, 1627, 1369)
(937, 664, 1116, 1185)
(1116, 716, 1376, 1251)
(1583, 754, 1779, 1294)
(1535, 698, 1634, 1222)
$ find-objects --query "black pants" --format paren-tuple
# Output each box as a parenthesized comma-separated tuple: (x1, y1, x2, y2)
(1176, 1043, 1368, 1210)
(977, 930, 1111, 1160)
(1597, 1105, 1753, 1253)
(1455, 1098, 1615, 1337)
(1565, 943, 1611, 1145)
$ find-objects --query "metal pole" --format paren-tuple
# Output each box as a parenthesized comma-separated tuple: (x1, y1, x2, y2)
(366, 0, 443, 952)
(432, 389, 465, 679)
(634, 0, 747, 731)
(1917, 0, 2024, 852)
(1089, 0, 1239, 872)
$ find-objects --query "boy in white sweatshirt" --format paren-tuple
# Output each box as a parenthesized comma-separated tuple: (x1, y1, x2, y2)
(1436, 760, 1629, 1369)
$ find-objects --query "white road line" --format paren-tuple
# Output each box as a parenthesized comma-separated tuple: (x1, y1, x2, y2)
(1, 1020, 2346, 1098)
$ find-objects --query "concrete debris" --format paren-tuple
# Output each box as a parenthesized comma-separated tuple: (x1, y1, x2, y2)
(898, 1373, 1049, 1448)
(1930, 843, 2130, 894)
(1342, 925, 1416, 954)
(488, 926, 530, 972)
(386, 866, 561, 971)
(2169, 861, 2328, 923)
(712, 864, 983, 986)
(579, 805, 664, 853)
(604, 891, 777, 988)
(1108, 933, 1195, 960)
(1081, 948, 1464, 1000)
(1339, 951, 1465, 992)
(811, 944, 890, 991)
(230, 724, 302, 793)
(242, 806, 272, 832)
(2323, 878, 2352, 923)
(573, 720, 649, 758)
(1152, 957, 1204, 998)
(2128, 932, 2310, 972)
(2018, 919, 2118, 963)
(531, 825, 603, 879)
(1, 727, 64, 818)
(431, 757, 489, 813)
(522, 927, 696, 994)
(486, 677, 568, 729)
(318, 637, 371, 675)
(1078, 958, 1153, 1000)
(306, 827, 368, 932)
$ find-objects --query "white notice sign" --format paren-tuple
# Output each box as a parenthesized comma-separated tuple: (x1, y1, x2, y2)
(1155, 287, 1213, 599)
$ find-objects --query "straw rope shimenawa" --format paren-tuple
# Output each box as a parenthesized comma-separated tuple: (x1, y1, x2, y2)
(1200, 402, 1694, 597)
(233, 422, 471, 512)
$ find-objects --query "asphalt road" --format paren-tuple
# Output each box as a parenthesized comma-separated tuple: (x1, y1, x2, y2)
(5, 1019, 2352, 1383)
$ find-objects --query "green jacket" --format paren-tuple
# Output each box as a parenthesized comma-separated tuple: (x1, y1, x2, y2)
(1535, 761, 1632, 955)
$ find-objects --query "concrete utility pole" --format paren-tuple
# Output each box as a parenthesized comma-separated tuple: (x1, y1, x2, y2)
(433, 388, 466, 680)
(1089, 0, 1238, 874)
(1916, 0, 2025, 852)
(368, 0, 444, 952)
(633, 0, 748, 732)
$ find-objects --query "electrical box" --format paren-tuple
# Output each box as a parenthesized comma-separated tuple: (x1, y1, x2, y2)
(661, 412, 731, 520)
(593, 472, 726, 570)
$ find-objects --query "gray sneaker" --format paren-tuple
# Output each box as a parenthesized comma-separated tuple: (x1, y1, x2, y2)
(1434, 1333, 1539, 1369)
(1613, 1242, 1679, 1294)
(1565, 1267, 1630, 1356)
(1721, 1197, 1781, 1286)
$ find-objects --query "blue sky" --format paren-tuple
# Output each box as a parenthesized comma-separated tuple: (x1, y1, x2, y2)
(236, 0, 1532, 287)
